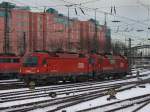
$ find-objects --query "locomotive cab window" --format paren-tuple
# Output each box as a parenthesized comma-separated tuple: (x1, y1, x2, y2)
(23, 56, 38, 67)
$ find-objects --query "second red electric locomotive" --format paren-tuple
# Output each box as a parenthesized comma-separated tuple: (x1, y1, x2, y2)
(0, 54, 21, 79)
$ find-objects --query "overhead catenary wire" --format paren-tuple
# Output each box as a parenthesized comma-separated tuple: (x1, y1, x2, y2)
(76, 0, 102, 5)
(59, 0, 150, 40)
(8, 0, 142, 23)
(7, 0, 150, 28)
(1, 0, 150, 41)
(58, 0, 150, 27)
(3, 0, 148, 29)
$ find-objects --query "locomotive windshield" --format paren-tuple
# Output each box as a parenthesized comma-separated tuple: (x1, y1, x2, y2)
(23, 56, 38, 67)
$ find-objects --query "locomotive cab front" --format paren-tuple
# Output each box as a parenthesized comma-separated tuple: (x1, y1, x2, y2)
(19, 52, 49, 81)
(23, 56, 38, 67)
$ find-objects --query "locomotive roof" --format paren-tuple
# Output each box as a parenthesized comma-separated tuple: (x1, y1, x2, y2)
(0, 53, 19, 57)
(32, 51, 86, 58)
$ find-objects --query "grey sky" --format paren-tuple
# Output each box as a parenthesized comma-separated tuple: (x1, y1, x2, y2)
(1, 0, 150, 46)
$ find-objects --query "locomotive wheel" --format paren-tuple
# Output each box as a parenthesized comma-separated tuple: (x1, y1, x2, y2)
(30, 81, 36, 85)
(76, 76, 88, 82)
(28, 80, 36, 89)
(71, 76, 77, 83)
(97, 76, 105, 81)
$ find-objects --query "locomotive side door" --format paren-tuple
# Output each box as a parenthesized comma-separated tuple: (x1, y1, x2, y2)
(40, 58, 48, 74)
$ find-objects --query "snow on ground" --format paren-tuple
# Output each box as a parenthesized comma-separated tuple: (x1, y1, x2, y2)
(0, 97, 52, 108)
(132, 69, 150, 76)
(0, 88, 29, 94)
(0, 69, 150, 112)
(0, 68, 149, 94)
(0, 79, 18, 83)
(115, 104, 144, 112)
(138, 103, 150, 112)
(0, 75, 145, 107)
(55, 84, 150, 112)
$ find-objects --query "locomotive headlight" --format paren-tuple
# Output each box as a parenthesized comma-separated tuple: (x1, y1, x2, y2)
(20, 68, 22, 72)
(36, 69, 40, 73)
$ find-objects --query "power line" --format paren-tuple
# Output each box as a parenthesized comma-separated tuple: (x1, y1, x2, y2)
(77, 0, 102, 5)
(8, 0, 149, 27)
(111, 31, 148, 41)
(58, 0, 149, 27)
(2, 1, 150, 37)
(11, 0, 65, 9)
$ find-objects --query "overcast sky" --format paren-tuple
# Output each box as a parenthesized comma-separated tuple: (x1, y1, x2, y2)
(1, 0, 150, 46)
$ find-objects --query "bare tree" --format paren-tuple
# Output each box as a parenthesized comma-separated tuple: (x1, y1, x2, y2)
(111, 41, 128, 55)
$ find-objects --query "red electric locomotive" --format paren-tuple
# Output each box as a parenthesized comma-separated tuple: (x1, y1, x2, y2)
(94, 54, 128, 79)
(0, 54, 21, 79)
(20, 51, 92, 84)
(19, 51, 128, 85)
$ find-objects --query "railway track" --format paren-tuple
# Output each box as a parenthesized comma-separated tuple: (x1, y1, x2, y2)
(0, 79, 24, 90)
(0, 76, 140, 103)
(0, 83, 136, 112)
(0, 68, 148, 89)
(0, 78, 126, 96)
(0, 68, 149, 91)
(0, 69, 149, 112)
(0, 70, 149, 99)
(0, 76, 124, 91)
(0, 78, 149, 112)
(0, 68, 149, 93)
(0, 74, 137, 96)
(79, 94, 150, 112)
(0, 79, 23, 85)
(0, 83, 122, 103)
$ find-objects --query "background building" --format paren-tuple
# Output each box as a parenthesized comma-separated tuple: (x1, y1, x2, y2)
(0, 2, 111, 55)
